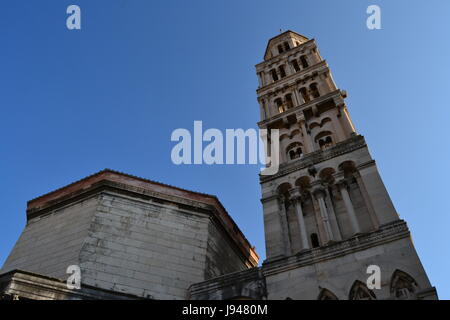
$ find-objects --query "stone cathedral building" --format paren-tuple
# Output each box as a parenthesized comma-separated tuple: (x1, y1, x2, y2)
(0, 31, 437, 300)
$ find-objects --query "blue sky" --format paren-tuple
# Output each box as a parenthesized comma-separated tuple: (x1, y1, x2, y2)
(1, 0, 449, 298)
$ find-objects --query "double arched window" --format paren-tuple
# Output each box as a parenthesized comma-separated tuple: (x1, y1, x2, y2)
(287, 142, 303, 160)
(315, 131, 334, 150)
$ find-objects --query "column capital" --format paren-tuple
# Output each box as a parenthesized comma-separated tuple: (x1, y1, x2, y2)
(312, 186, 326, 199)
(288, 187, 302, 202)
(336, 178, 350, 189)
(297, 115, 306, 124)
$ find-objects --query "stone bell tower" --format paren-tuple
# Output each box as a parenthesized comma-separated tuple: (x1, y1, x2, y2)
(255, 31, 438, 300)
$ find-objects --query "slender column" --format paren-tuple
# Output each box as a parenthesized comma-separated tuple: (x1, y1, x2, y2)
(293, 87, 303, 106)
(313, 188, 334, 242)
(353, 172, 379, 229)
(289, 188, 310, 250)
(337, 179, 361, 235)
(278, 195, 292, 256)
(324, 186, 342, 241)
(299, 118, 314, 153)
(258, 99, 266, 120)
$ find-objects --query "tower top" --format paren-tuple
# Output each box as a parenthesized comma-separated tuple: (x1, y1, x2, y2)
(263, 30, 309, 61)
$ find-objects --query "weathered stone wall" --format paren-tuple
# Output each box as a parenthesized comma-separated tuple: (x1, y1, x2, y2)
(1, 186, 255, 300)
(204, 219, 250, 280)
(1, 196, 98, 279)
(79, 192, 210, 299)
(264, 227, 435, 300)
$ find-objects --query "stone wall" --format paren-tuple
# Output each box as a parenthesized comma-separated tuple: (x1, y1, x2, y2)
(1, 183, 255, 300)
(1, 196, 98, 279)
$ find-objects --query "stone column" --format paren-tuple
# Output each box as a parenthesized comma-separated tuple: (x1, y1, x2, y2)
(294, 86, 303, 106)
(312, 187, 334, 242)
(299, 118, 314, 154)
(278, 195, 292, 256)
(337, 179, 361, 235)
(353, 172, 379, 229)
(289, 187, 310, 251)
(324, 186, 342, 241)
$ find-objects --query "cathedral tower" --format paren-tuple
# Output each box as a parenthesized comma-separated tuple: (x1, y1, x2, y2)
(256, 31, 437, 299)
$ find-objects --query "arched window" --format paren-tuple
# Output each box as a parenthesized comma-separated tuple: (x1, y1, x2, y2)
(284, 42, 290, 51)
(299, 87, 309, 103)
(390, 270, 418, 300)
(349, 281, 376, 300)
(271, 69, 278, 82)
(315, 131, 334, 150)
(300, 55, 309, 68)
(285, 94, 294, 109)
(279, 65, 286, 78)
(277, 44, 284, 54)
(275, 98, 284, 113)
(318, 289, 338, 300)
(310, 233, 320, 248)
(292, 59, 300, 72)
(287, 142, 303, 160)
(318, 136, 333, 150)
(310, 83, 320, 98)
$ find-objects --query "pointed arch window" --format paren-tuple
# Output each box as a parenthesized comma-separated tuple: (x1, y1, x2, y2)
(318, 289, 338, 300)
(390, 270, 418, 300)
(349, 281, 376, 300)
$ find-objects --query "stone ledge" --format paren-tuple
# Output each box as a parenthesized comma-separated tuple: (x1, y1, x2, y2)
(262, 220, 410, 276)
(0, 269, 145, 300)
(188, 268, 266, 300)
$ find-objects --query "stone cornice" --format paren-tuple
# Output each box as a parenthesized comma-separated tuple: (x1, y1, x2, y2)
(260, 135, 367, 184)
(262, 220, 410, 276)
(0, 269, 144, 300)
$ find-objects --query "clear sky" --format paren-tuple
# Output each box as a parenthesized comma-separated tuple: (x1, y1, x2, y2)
(1, 0, 449, 299)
